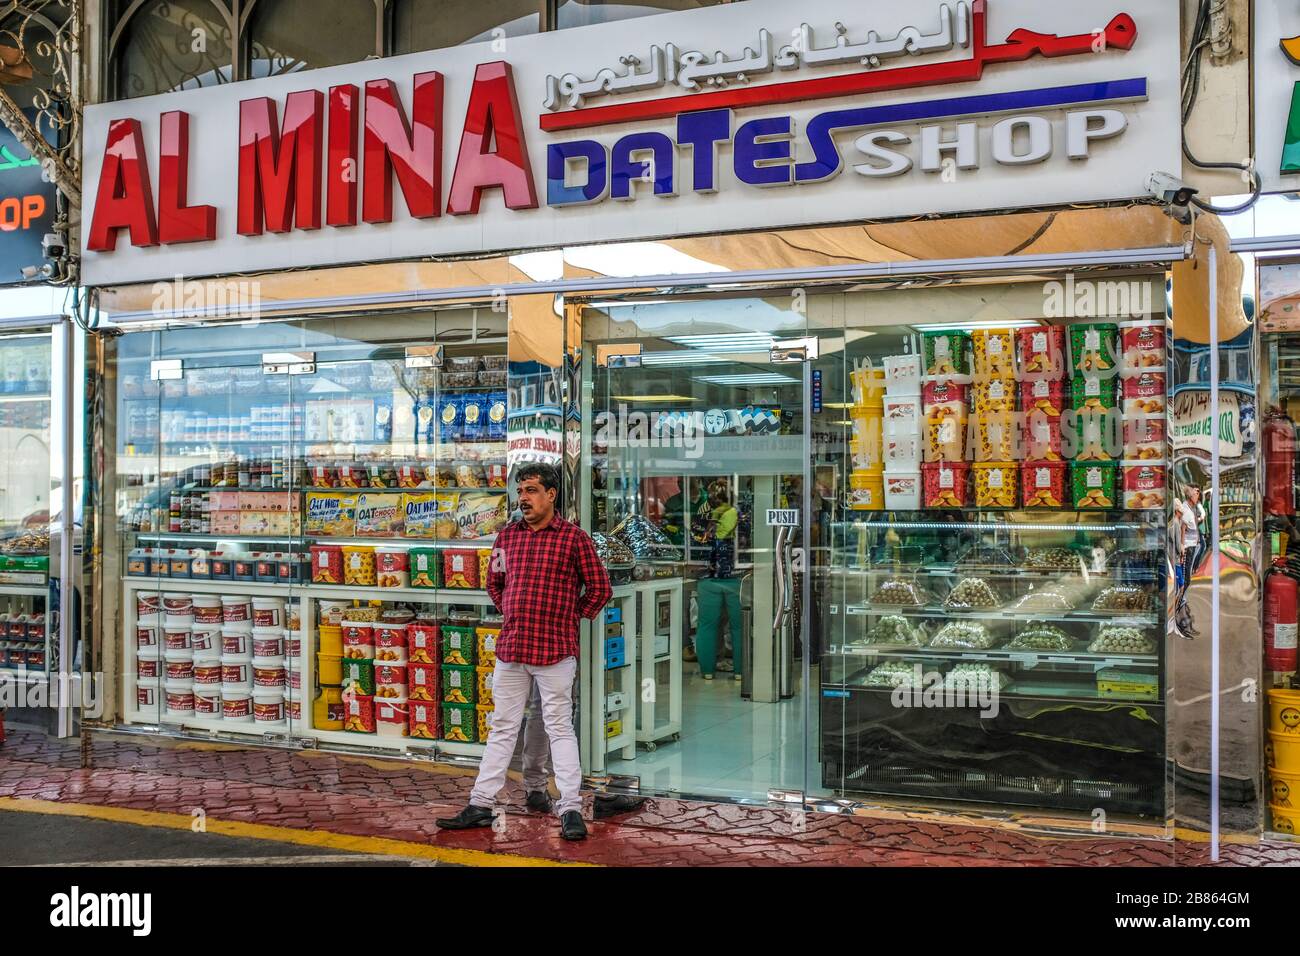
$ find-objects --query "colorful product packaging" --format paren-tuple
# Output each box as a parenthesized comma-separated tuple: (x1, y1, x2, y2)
(921, 330, 972, 377)
(1022, 408, 1063, 460)
(1016, 326, 1067, 380)
(377, 549, 409, 588)
(1020, 378, 1066, 417)
(408, 662, 439, 701)
(342, 546, 377, 587)
(410, 700, 439, 739)
(970, 328, 1016, 378)
(922, 461, 970, 508)
(1121, 371, 1166, 416)
(1067, 322, 1120, 376)
(442, 703, 477, 742)
(442, 665, 477, 705)
(1122, 460, 1167, 510)
(1021, 460, 1068, 509)
(441, 624, 476, 665)
(1120, 320, 1166, 375)
(341, 658, 376, 696)
(309, 544, 344, 585)
(920, 380, 969, 419)
(409, 547, 441, 588)
(1072, 461, 1119, 509)
(1123, 415, 1166, 459)
(1070, 374, 1119, 412)
(973, 412, 1016, 462)
(343, 693, 375, 734)
(923, 411, 967, 462)
(971, 378, 1016, 415)
(476, 627, 500, 667)
(355, 492, 403, 537)
(476, 666, 495, 708)
(444, 549, 481, 588)
(408, 622, 439, 663)
(305, 492, 357, 537)
(972, 462, 1018, 508)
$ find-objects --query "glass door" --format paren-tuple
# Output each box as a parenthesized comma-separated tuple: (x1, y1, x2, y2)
(580, 301, 814, 804)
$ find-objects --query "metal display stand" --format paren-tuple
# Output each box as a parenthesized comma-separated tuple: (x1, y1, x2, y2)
(633, 577, 683, 750)
(602, 584, 638, 759)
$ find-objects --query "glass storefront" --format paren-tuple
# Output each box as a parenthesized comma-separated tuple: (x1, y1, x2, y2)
(576, 274, 1170, 819)
(112, 309, 509, 752)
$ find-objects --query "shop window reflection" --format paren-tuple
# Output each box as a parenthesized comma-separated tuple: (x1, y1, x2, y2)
(390, 0, 540, 55)
(557, 0, 730, 31)
(247, 0, 376, 79)
(114, 0, 233, 99)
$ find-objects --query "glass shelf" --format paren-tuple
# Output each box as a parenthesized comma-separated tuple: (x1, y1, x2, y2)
(849, 603, 1159, 627)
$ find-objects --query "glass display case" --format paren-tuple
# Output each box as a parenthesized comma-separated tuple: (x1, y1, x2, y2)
(817, 292, 1170, 819)
(113, 310, 508, 753)
(0, 330, 55, 683)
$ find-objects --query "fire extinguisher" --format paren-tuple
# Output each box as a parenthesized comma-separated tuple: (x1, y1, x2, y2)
(1264, 406, 1296, 517)
(1265, 557, 1299, 673)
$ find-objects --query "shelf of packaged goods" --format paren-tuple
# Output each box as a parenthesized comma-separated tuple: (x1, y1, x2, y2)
(123, 576, 495, 604)
(825, 681, 1161, 705)
(130, 533, 497, 547)
(0, 667, 50, 684)
(122, 708, 486, 755)
(849, 604, 1159, 626)
(0, 583, 47, 596)
(126, 485, 509, 494)
(845, 565, 1161, 582)
(844, 514, 1160, 533)
(826, 642, 1158, 669)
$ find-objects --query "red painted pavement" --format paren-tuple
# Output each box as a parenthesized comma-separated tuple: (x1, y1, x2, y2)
(0, 728, 1295, 867)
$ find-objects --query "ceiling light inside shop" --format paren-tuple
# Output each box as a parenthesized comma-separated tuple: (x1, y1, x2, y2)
(610, 394, 699, 402)
(920, 319, 1042, 331)
(663, 332, 776, 351)
(563, 242, 730, 279)
(695, 372, 800, 386)
(639, 351, 731, 366)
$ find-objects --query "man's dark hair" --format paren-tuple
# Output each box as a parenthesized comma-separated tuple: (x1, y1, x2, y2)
(515, 462, 560, 493)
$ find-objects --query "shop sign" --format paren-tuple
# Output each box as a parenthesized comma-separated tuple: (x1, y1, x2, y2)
(81, 0, 1180, 286)
(0, 114, 55, 285)
(1255, 3, 1300, 194)
(1170, 389, 1243, 458)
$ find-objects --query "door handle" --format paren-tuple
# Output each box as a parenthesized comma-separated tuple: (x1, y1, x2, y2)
(772, 525, 790, 632)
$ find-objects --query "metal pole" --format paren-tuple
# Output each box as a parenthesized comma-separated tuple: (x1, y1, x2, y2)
(56, 318, 74, 737)
(1209, 245, 1221, 862)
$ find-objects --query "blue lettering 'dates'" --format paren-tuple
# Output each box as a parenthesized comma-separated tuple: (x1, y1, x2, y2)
(546, 140, 608, 206)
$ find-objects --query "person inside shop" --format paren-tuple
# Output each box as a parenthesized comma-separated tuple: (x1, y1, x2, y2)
(437, 462, 612, 841)
(695, 479, 742, 681)
(1174, 483, 1207, 639)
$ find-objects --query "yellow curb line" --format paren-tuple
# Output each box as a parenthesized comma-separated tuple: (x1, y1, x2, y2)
(0, 797, 596, 867)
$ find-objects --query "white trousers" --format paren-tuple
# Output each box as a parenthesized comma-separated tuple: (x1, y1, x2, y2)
(469, 656, 582, 816)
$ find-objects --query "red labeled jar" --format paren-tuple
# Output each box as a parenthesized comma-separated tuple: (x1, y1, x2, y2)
(1020, 378, 1066, 417)
(1120, 320, 1166, 375)
(1022, 408, 1063, 461)
(1016, 326, 1066, 381)
(1121, 371, 1166, 416)
(1021, 460, 1068, 509)
(921, 461, 970, 508)
(921, 380, 970, 418)
(1122, 460, 1167, 511)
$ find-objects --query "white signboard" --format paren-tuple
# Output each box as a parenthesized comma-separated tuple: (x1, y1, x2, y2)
(1170, 389, 1244, 458)
(767, 509, 800, 526)
(1254, 2, 1300, 195)
(81, 0, 1181, 286)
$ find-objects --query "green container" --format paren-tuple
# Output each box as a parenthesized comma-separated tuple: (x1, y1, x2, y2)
(1069, 374, 1119, 412)
(0, 555, 48, 571)
(441, 624, 477, 665)
(340, 658, 375, 696)
(921, 330, 971, 377)
(442, 702, 478, 742)
(1071, 461, 1118, 510)
(1067, 322, 1119, 376)
(409, 547, 441, 589)
(442, 664, 477, 704)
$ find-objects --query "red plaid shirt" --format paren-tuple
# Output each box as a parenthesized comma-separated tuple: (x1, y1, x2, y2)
(486, 514, 613, 666)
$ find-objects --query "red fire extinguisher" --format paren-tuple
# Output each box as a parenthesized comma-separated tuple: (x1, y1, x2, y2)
(1265, 406, 1296, 517)
(1265, 557, 1299, 673)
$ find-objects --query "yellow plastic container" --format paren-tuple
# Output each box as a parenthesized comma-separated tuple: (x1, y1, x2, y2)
(476, 665, 495, 708)
(1269, 728, 1300, 772)
(1268, 688, 1300, 734)
(313, 686, 343, 731)
(1269, 767, 1300, 807)
(317, 624, 343, 657)
(1271, 803, 1300, 835)
(851, 367, 885, 406)
(318, 653, 343, 686)
(476, 703, 496, 742)
(848, 472, 884, 511)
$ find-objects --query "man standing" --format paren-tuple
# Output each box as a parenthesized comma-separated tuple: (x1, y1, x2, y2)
(437, 463, 611, 841)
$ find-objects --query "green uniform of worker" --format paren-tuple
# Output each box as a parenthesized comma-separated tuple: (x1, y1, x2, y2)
(696, 488, 742, 681)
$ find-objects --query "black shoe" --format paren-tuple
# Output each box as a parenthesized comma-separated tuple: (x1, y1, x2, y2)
(526, 790, 552, 813)
(435, 804, 495, 830)
(593, 794, 647, 819)
(560, 810, 587, 841)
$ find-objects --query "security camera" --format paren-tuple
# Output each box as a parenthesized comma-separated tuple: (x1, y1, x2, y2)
(1145, 171, 1198, 222)
(41, 232, 65, 260)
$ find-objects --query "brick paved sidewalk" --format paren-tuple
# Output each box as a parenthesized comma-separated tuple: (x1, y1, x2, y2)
(1, 727, 1296, 867)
